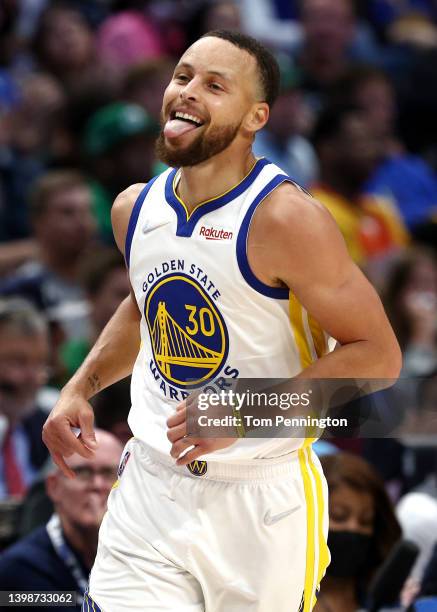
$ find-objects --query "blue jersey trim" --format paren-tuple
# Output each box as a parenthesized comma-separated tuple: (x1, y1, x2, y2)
(236, 173, 292, 299)
(165, 158, 271, 238)
(83, 590, 103, 612)
(125, 176, 159, 268)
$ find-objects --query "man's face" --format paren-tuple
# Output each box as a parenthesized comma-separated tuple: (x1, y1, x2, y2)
(46, 433, 122, 531)
(302, 0, 354, 58)
(354, 78, 396, 139)
(0, 329, 49, 418)
(156, 36, 264, 167)
(333, 114, 383, 184)
(36, 185, 96, 257)
(42, 8, 93, 71)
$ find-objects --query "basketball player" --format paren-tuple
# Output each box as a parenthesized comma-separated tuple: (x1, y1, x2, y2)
(43, 31, 401, 612)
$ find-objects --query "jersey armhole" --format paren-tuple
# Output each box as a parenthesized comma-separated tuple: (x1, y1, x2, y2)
(125, 176, 159, 268)
(236, 173, 292, 299)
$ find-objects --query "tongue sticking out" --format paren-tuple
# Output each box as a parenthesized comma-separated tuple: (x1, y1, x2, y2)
(164, 119, 200, 139)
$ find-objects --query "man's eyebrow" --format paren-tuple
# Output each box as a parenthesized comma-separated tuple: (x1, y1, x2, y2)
(175, 62, 232, 81)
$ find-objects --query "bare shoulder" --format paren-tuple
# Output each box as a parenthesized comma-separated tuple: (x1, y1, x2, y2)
(258, 181, 348, 255)
(111, 183, 147, 254)
(259, 181, 338, 239)
(249, 180, 351, 289)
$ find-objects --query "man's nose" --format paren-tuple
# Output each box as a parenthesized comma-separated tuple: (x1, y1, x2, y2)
(88, 472, 115, 492)
(180, 77, 200, 101)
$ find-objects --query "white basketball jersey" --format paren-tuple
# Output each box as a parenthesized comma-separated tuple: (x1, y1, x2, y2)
(126, 158, 334, 463)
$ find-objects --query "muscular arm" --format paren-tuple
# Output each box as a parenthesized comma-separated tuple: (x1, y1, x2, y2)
(248, 182, 402, 379)
(167, 183, 402, 464)
(61, 184, 144, 399)
(43, 184, 145, 475)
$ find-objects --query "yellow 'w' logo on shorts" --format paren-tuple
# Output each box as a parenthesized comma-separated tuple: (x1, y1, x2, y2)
(187, 460, 207, 476)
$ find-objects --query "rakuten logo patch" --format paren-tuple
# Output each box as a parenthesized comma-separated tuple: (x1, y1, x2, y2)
(199, 226, 233, 240)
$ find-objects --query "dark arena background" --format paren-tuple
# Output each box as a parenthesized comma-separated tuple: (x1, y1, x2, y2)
(0, 1, 437, 610)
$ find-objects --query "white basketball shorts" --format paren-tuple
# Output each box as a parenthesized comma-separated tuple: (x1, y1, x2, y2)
(84, 438, 329, 612)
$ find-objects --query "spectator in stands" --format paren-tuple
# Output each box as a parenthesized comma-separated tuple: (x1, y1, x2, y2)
(0, 170, 96, 341)
(311, 104, 408, 278)
(186, 0, 242, 46)
(384, 248, 437, 376)
(0, 429, 123, 611)
(297, 0, 365, 112)
(122, 58, 175, 122)
(96, 10, 164, 77)
(32, 4, 97, 91)
(314, 452, 402, 612)
(329, 65, 437, 230)
(60, 248, 129, 381)
(0, 298, 52, 500)
(254, 55, 318, 186)
(0, 72, 66, 252)
(83, 102, 159, 241)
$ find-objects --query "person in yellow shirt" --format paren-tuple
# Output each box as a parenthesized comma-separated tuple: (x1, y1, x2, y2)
(311, 105, 409, 269)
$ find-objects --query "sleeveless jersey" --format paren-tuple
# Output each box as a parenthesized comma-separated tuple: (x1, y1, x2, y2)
(126, 158, 334, 463)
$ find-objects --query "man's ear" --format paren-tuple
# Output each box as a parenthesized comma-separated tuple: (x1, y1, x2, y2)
(45, 472, 61, 504)
(242, 102, 270, 135)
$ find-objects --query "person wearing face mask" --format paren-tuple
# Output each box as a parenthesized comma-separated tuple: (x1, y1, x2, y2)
(315, 452, 402, 612)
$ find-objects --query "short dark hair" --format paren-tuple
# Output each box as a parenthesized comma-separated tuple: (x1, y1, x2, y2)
(30, 170, 88, 221)
(311, 104, 364, 148)
(201, 30, 280, 108)
(328, 64, 392, 108)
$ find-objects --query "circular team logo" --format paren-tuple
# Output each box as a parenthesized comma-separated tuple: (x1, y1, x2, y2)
(145, 273, 228, 388)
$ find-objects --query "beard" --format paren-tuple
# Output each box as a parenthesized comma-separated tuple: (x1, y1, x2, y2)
(155, 120, 241, 168)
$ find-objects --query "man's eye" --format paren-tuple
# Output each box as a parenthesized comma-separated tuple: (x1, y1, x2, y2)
(175, 74, 189, 82)
(209, 83, 223, 91)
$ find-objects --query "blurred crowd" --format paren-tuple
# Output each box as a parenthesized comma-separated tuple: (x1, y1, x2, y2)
(1, 0, 437, 610)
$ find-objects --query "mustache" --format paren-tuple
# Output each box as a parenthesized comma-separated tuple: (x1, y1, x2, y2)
(160, 105, 209, 127)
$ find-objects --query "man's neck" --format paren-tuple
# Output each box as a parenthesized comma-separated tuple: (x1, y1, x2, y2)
(39, 248, 81, 283)
(61, 517, 99, 570)
(176, 146, 256, 214)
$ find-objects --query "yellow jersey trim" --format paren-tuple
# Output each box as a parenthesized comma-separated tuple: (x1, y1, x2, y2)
(299, 447, 317, 612)
(307, 449, 330, 591)
(172, 158, 260, 221)
(308, 314, 327, 359)
(299, 446, 329, 611)
(289, 292, 313, 370)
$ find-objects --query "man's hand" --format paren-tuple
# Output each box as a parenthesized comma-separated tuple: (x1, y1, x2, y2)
(42, 392, 97, 478)
(166, 401, 236, 466)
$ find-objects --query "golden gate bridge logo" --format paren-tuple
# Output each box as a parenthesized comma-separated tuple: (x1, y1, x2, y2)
(145, 274, 228, 387)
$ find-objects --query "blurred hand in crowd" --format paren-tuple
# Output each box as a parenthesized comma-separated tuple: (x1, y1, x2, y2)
(385, 249, 437, 370)
(400, 255, 437, 348)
